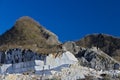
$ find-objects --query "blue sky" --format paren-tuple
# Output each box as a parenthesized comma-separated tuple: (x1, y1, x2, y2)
(0, 0, 120, 42)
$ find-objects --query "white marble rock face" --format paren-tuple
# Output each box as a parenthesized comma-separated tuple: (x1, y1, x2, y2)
(0, 48, 78, 74)
(0, 48, 45, 74)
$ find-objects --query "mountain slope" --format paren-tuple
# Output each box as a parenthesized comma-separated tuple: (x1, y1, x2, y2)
(0, 16, 60, 54)
(75, 47, 118, 70)
(76, 33, 120, 61)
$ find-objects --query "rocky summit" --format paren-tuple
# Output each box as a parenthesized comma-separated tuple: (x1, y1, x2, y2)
(0, 16, 60, 54)
(0, 17, 120, 80)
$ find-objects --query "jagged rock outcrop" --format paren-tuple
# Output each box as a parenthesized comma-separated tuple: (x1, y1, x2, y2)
(62, 41, 120, 70)
(0, 16, 60, 54)
(63, 41, 80, 54)
(75, 47, 119, 70)
(76, 33, 120, 61)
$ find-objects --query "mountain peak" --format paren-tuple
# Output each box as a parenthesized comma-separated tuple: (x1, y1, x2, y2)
(14, 16, 41, 31)
(0, 16, 60, 54)
(17, 16, 34, 20)
(15, 16, 40, 26)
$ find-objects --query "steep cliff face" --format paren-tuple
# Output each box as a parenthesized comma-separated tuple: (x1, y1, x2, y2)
(76, 34, 120, 61)
(0, 48, 78, 74)
(0, 48, 44, 64)
(0, 16, 60, 54)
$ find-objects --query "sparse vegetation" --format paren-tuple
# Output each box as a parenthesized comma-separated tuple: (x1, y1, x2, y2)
(0, 16, 60, 54)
